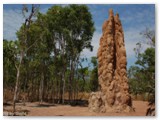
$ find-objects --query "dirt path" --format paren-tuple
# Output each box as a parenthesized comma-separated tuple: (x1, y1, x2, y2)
(3, 101, 149, 116)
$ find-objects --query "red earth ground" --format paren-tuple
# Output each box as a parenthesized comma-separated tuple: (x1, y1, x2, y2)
(3, 100, 149, 116)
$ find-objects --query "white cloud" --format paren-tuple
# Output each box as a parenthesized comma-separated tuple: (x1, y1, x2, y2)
(40, 7, 49, 13)
(3, 6, 153, 68)
(81, 28, 149, 58)
(124, 29, 143, 57)
(81, 26, 152, 68)
(3, 9, 24, 40)
(3, 7, 50, 40)
(81, 32, 101, 58)
(124, 28, 151, 58)
(121, 9, 155, 28)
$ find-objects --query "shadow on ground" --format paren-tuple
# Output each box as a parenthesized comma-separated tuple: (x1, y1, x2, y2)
(30, 103, 56, 108)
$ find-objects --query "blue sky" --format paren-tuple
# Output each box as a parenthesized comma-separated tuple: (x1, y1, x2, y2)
(3, 4, 155, 69)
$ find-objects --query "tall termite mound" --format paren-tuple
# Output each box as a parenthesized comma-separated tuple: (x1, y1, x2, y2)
(88, 9, 133, 113)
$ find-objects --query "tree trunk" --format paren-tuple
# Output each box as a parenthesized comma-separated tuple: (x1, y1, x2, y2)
(39, 72, 44, 104)
(13, 51, 23, 114)
(31, 75, 34, 102)
(51, 80, 55, 103)
(37, 78, 40, 101)
(62, 68, 66, 104)
(12, 5, 38, 113)
(13, 67, 20, 113)
(69, 60, 74, 102)
(56, 77, 59, 103)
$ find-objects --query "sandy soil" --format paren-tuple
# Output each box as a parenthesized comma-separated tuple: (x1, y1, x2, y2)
(3, 100, 149, 116)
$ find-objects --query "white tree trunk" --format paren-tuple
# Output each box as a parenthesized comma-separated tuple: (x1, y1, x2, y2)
(13, 52, 23, 113)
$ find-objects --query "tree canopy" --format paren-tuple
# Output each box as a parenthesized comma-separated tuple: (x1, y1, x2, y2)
(128, 29, 155, 102)
(3, 5, 95, 109)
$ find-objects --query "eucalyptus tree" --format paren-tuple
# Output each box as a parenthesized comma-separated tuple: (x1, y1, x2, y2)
(129, 29, 155, 99)
(63, 5, 95, 102)
(37, 5, 95, 103)
(128, 28, 155, 113)
(4, 4, 95, 107)
(3, 40, 18, 91)
(12, 4, 40, 113)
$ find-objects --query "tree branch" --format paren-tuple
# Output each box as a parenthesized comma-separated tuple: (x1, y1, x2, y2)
(25, 38, 38, 52)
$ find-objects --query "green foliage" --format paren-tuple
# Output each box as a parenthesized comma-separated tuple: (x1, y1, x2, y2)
(91, 56, 97, 67)
(3, 40, 19, 88)
(3, 5, 95, 103)
(90, 57, 98, 92)
(90, 67, 98, 91)
(128, 29, 155, 102)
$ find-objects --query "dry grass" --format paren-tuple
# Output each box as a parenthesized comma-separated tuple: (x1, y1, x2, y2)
(4, 89, 149, 103)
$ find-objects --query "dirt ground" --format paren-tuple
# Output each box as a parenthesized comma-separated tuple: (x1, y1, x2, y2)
(3, 100, 149, 116)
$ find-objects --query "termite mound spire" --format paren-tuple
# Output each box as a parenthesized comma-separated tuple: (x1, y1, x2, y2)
(88, 9, 134, 113)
